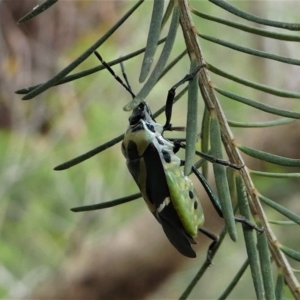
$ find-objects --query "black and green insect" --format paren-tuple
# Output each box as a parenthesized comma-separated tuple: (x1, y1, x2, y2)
(58, 51, 261, 259)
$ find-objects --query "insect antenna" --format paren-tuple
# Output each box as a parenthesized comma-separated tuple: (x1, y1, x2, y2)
(120, 60, 133, 96)
(94, 51, 136, 98)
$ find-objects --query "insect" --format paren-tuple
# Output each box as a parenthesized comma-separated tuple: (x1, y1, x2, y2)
(121, 102, 205, 258)
(67, 52, 262, 259)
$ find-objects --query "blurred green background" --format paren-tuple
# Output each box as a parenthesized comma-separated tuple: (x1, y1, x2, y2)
(1, 1, 300, 298)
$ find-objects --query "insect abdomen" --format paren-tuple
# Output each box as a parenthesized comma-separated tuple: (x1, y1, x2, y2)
(167, 172, 205, 237)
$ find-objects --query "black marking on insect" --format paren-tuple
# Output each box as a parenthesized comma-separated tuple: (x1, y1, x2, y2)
(189, 190, 194, 199)
(194, 201, 198, 210)
(162, 150, 172, 163)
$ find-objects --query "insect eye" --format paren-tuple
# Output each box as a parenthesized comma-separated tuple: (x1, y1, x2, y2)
(129, 111, 145, 125)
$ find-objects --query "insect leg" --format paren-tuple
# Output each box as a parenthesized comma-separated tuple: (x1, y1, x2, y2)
(189, 164, 223, 215)
(120, 59, 133, 94)
(199, 227, 219, 264)
(189, 164, 262, 233)
(194, 149, 243, 170)
(164, 64, 206, 131)
(174, 140, 242, 170)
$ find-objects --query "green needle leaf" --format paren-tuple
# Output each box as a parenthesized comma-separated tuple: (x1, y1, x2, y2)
(269, 220, 296, 226)
(210, 114, 237, 241)
(215, 87, 300, 119)
(259, 194, 300, 226)
(208, 64, 300, 98)
(191, 8, 300, 41)
(209, 0, 300, 31)
(18, 0, 58, 24)
(238, 145, 300, 167)
(184, 59, 199, 176)
(228, 118, 295, 128)
(22, 0, 145, 100)
(275, 269, 284, 300)
(200, 34, 300, 66)
(257, 232, 275, 299)
(200, 108, 211, 179)
(279, 245, 300, 262)
(161, 0, 174, 30)
(139, 0, 164, 82)
(16, 38, 167, 95)
(123, 3, 179, 111)
(250, 170, 300, 178)
(236, 176, 264, 299)
(54, 134, 124, 171)
(71, 193, 141, 212)
(157, 50, 187, 82)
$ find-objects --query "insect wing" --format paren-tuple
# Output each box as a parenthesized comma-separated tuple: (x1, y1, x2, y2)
(158, 205, 197, 258)
(122, 121, 162, 212)
(126, 142, 169, 213)
(140, 142, 197, 258)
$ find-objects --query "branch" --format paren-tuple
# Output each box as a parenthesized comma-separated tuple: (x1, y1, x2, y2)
(177, 0, 300, 298)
